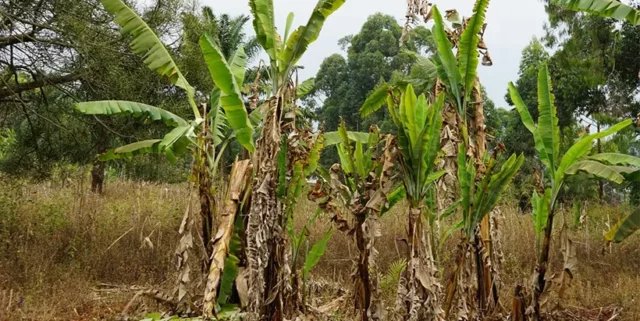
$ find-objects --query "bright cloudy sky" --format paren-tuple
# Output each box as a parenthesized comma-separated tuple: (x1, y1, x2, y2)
(201, 0, 548, 108)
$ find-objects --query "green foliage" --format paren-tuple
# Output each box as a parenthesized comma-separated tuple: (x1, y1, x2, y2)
(199, 35, 254, 152)
(431, 6, 462, 111)
(218, 214, 244, 305)
(360, 83, 391, 118)
(74, 101, 187, 127)
(565, 160, 625, 184)
(297, 78, 316, 98)
(605, 208, 640, 243)
(510, 62, 635, 246)
(279, 0, 346, 74)
(532, 189, 551, 237)
(458, 0, 489, 101)
(553, 0, 640, 25)
(313, 14, 434, 134)
(99, 0, 199, 117)
(302, 227, 333, 279)
(250, 0, 278, 62)
(392, 85, 444, 205)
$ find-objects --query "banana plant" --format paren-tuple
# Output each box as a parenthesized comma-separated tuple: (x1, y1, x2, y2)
(310, 120, 397, 321)
(383, 84, 448, 321)
(75, 0, 254, 162)
(409, 2, 525, 318)
(244, 0, 346, 319)
(509, 62, 637, 320)
(552, 0, 640, 25)
(74, 0, 257, 316)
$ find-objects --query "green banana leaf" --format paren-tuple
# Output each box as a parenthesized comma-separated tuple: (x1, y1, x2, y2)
(209, 88, 228, 146)
(532, 189, 551, 237)
(74, 101, 187, 127)
(565, 160, 625, 184)
(458, 0, 489, 101)
(472, 154, 524, 229)
(604, 208, 640, 243)
(250, 0, 278, 61)
(302, 227, 333, 279)
(297, 78, 315, 98)
(98, 139, 162, 162)
(508, 80, 552, 171)
(589, 152, 640, 168)
(536, 63, 560, 171)
(99, 0, 198, 117)
(278, 0, 346, 73)
(382, 184, 406, 217)
(431, 5, 462, 110)
(218, 213, 244, 304)
(555, 119, 632, 185)
(229, 47, 248, 86)
(200, 34, 255, 152)
(552, 0, 640, 25)
(323, 131, 370, 146)
(284, 12, 295, 43)
(360, 83, 390, 117)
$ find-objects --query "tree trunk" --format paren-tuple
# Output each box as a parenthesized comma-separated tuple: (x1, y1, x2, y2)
(90, 159, 105, 193)
(399, 206, 443, 321)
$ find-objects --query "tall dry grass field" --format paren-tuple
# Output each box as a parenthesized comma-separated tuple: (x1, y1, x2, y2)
(0, 178, 638, 320)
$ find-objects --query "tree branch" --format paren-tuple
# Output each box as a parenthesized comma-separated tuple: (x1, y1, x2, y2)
(0, 33, 36, 48)
(0, 72, 83, 99)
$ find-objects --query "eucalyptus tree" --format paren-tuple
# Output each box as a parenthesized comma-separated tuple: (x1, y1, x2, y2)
(243, 0, 346, 319)
(509, 62, 639, 320)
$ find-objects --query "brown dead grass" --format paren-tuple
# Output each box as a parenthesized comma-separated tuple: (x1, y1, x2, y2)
(0, 179, 638, 320)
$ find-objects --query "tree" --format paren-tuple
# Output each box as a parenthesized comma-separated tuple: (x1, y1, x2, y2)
(313, 14, 432, 133)
(0, 0, 195, 184)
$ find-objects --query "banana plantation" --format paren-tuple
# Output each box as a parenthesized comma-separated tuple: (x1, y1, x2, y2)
(1, 0, 640, 320)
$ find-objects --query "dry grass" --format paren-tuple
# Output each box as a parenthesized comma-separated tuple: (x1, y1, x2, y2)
(0, 179, 638, 320)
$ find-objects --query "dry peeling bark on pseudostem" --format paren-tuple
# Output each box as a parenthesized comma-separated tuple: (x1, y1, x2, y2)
(398, 205, 443, 321)
(203, 159, 251, 317)
(246, 97, 289, 321)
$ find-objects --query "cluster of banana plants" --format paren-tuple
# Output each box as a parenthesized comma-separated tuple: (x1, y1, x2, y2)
(309, 120, 399, 321)
(426, 2, 527, 319)
(508, 62, 640, 320)
(74, 0, 262, 317)
(242, 0, 346, 319)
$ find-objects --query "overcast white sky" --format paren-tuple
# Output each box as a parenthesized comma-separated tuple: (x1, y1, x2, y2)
(201, 0, 548, 108)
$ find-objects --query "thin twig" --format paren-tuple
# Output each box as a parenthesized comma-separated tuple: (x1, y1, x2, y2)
(105, 227, 135, 253)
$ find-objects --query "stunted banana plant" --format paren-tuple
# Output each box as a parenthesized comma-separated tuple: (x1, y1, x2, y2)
(417, 2, 525, 319)
(386, 85, 446, 321)
(244, 0, 345, 319)
(508, 62, 638, 320)
(74, 0, 256, 316)
(310, 120, 397, 321)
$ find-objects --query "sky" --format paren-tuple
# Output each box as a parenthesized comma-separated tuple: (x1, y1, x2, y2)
(201, 0, 549, 108)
